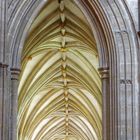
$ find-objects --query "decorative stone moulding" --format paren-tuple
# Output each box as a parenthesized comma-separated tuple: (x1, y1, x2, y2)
(120, 79, 132, 84)
(0, 63, 8, 68)
(10, 68, 21, 80)
(0, 63, 9, 76)
(98, 67, 109, 79)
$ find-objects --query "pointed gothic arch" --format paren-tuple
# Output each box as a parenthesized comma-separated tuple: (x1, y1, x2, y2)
(6, 0, 139, 140)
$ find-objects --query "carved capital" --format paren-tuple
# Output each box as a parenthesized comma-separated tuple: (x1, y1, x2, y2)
(98, 67, 109, 79)
(120, 79, 132, 84)
(0, 63, 9, 76)
(0, 63, 9, 68)
(10, 68, 21, 80)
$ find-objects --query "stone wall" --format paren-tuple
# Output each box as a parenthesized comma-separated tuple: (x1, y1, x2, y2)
(126, 0, 139, 30)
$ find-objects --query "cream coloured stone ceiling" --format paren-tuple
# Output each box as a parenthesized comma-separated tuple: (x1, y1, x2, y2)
(18, 0, 102, 139)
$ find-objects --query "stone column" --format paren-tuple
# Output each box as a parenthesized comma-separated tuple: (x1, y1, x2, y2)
(0, 63, 3, 140)
(98, 67, 110, 140)
(0, 63, 10, 140)
(10, 68, 20, 140)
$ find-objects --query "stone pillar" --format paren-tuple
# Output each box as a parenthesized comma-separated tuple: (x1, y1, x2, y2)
(98, 67, 110, 140)
(10, 68, 20, 140)
(0, 64, 3, 140)
(138, 4, 140, 36)
(0, 63, 10, 140)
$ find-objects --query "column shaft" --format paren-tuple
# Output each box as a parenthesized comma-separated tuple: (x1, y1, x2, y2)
(98, 67, 110, 140)
(10, 68, 20, 140)
(0, 63, 10, 140)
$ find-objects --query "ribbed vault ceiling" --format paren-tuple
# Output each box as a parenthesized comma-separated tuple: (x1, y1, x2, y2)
(18, 0, 102, 140)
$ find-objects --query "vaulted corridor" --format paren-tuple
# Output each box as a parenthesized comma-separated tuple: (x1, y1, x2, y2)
(18, 0, 102, 139)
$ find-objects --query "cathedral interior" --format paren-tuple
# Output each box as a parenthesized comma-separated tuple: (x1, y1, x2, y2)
(0, 0, 140, 140)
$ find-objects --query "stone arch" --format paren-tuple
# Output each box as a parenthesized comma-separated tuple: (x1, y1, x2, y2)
(7, 0, 139, 140)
